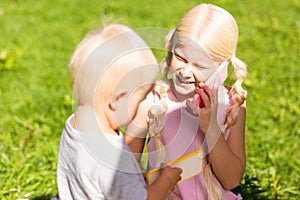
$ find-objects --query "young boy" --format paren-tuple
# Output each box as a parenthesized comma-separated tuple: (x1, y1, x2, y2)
(56, 24, 182, 200)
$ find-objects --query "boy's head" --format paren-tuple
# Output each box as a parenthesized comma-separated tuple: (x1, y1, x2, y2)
(70, 24, 159, 129)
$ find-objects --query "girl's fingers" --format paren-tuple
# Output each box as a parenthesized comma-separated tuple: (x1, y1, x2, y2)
(199, 83, 211, 100)
(196, 83, 219, 105)
(195, 87, 211, 109)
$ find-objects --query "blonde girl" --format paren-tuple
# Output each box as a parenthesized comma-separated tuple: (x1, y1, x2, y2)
(143, 3, 247, 200)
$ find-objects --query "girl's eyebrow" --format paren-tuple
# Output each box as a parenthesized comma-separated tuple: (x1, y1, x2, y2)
(174, 48, 212, 70)
(173, 50, 188, 63)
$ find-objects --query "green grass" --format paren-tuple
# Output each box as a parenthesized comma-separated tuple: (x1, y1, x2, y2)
(0, 0, 299, 199)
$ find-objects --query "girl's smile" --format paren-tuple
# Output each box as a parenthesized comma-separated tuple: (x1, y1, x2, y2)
(175, 73, 195, 85)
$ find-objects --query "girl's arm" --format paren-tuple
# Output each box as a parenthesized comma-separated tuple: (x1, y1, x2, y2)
(195, 86, 246, 190)
(206, 104, 246, 190)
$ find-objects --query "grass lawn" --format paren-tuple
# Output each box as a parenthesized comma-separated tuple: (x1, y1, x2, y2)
(0, 0, 299, 199)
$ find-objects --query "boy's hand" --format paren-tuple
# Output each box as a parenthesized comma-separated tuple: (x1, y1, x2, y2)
(160, 166, 182, 191)
(125, 93, 154, 138)
(147, 165, 182, 200)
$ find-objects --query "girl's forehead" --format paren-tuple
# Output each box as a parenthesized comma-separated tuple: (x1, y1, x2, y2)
(174, 34, 216, 69)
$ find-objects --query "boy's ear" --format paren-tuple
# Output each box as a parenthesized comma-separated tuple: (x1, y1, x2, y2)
(109, 91, 127, 111)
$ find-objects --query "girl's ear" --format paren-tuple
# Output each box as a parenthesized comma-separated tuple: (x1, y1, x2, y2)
(109, 91, 127, 111)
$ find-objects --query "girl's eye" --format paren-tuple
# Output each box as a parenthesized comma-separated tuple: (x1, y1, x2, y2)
(174, 52, 188, 63)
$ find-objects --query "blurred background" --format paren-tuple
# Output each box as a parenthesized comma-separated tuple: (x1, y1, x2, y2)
(0, 0, 299, 199)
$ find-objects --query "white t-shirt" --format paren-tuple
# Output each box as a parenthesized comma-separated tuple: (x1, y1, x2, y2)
(57, 115, 147, 200)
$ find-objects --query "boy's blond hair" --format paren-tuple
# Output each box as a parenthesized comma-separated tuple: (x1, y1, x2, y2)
(69, 24, 157, 106)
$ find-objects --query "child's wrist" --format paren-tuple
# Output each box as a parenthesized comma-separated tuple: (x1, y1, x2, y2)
(125, 122, 148, 138)
(160, 171, 173, 188)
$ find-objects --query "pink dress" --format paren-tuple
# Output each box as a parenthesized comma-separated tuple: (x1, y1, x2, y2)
(147, 89, 242, 200)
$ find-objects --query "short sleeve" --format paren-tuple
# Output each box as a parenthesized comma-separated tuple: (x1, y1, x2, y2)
(103, 169, 147, 200)
(100, 135, 148, 200)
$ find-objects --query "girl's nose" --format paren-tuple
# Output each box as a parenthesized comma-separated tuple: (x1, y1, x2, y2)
(181, 64, 193, 79)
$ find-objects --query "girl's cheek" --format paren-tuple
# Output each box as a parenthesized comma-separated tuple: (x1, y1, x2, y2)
(170, 61, 178, 71)
(170, 56, 183, 71)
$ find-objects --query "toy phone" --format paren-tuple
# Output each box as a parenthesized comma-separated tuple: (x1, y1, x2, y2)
(205, 60, 228, 90)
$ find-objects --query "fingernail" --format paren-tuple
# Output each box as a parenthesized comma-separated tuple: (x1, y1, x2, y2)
(199, 82, 205, 87)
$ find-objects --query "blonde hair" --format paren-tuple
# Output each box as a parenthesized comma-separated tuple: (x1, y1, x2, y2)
(161, 4, 247, 199)
(69, 24, 157, 106)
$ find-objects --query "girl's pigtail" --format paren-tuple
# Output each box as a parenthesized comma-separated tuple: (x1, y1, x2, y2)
(203, 163, 222, 200)
(161, 29, 176, 84)
(160, 56, 171, 84)
(148, 81, 169, 168)
(224, 55, 247, 130)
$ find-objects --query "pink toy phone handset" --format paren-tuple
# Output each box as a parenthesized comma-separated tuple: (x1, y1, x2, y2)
(203, 60, 229, 131)
(205, 60, 229, 90)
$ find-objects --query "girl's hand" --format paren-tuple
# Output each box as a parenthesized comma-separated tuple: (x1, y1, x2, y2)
(197, 84, 214, 134)
(186, 83, 219, 134)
